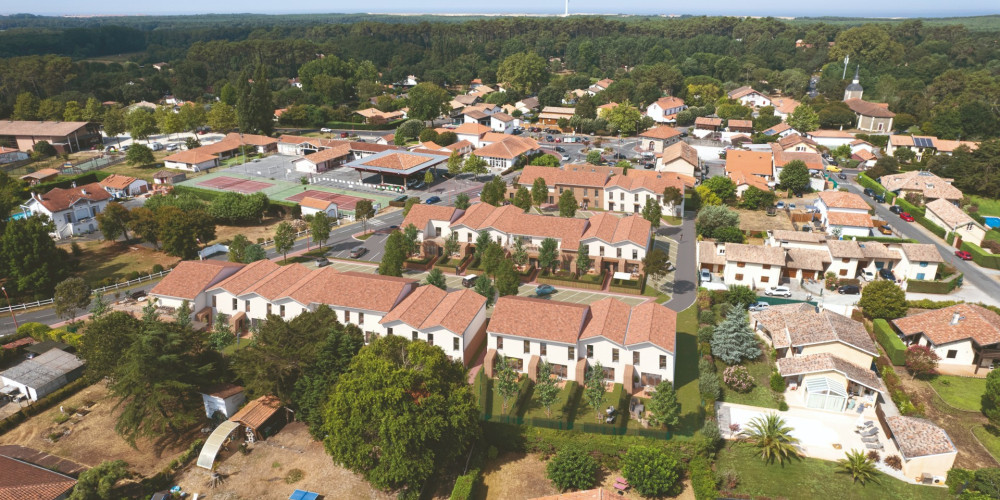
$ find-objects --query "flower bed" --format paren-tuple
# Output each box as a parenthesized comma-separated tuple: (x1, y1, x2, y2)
(723, 365, 755, 393)
(403, 254, 437, 271)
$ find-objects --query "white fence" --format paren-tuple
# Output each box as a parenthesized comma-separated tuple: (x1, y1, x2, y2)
(0, 269, 173, 315)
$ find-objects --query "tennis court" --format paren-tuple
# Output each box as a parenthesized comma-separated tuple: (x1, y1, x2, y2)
(197, 175, 274, 194)
(286, 190, 368, 211)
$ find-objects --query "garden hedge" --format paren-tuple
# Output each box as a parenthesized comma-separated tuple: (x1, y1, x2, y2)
(689, 456, 718, 500)
(896, 197, 925, 217)
(873, 319, 906, 365)
(961, 241, 1000, 270)
(906, 273, 962, 294)
(916, 215, 946, 238)
(854, 236, 918, 244)
(449, 469, 479, 500)
(856, 173, 894, 202)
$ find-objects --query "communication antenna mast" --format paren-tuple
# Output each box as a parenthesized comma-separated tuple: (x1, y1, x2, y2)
(842, 55, 850, 79)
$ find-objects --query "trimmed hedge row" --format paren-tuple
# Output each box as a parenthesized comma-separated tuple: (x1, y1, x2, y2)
(961, 241, 1000, 270)
(896, 197, 925, 217)
(906, 273, 962, 294)
(321, 120, 404, 131)
(853, 236, 918, 244)
(171, 185, 224, 202)
(690, 456, 718, 500)
(856, 173, 895, 202)
(450, 469, 479, 500)
(873, 319, 906, 365)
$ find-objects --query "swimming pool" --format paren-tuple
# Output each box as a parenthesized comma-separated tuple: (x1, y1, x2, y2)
(984, 216, 1000, 229)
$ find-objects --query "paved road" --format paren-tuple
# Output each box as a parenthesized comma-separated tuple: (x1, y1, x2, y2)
(842, 172, 1000, 297)
(662, 213, 697, 312)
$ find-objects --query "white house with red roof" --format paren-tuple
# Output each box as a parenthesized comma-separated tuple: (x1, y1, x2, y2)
(645, 96, 686, 124)
(380, 287, 487, 364)
(149, 260, 245, 313)
(814, 191, 874, 237)
(892, 303, 1000, 372)
(21, 182, 113, 239)
(728, 86, 771, 108)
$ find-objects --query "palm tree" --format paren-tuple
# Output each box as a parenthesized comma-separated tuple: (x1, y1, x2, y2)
(838, 449, 879, 485)
(739, 413, 801, 465)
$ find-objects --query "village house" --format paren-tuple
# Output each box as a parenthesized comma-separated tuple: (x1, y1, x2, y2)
(162, 149, 219, 171)
(924, 198, 986, 247)
(587, 78, 614, 95)
(719, 243, 785, 288)
(99, 174, 149, 198)
(579, 213, 652, 275)
(725, 150, 774, 197)
(485, 296, 675, 394)
(693, 116, 723, 132)
(762, 122, 797, 138)
(490, 112, 519, 133)
(298, 197, 339, 218)
(380, 287, 487, 365)
(654, 141, 699, 177)
(149, 260, 245, 315)
(645, 96, 687, 124)
(473, 136, 540, 170)
(638, 125, 683, 152)
(892, 304, 1000, 373)
(841, 67, 895, 133)
(776, 134, 820, 154)
(884, 416, 957, 483)
(771, 97, 800, 121)
(814, 191, 874, 237)
(452, 123, 493, 148)
(514, 164, 617, 209)
(879, 170, 963, 205)
(727, 119, 754, 134)
(896, 243, 944, 281)
(513, 164, 691, 214)
(19, 168, 60, 185)
(807, 130, 856, 149)
(728, 86, 772, 108)
(852, 149, 877, 168)
(400, 204, 464, 242)
(20, 182, 112, 239)
(537, 106, 575, 127)
(603, 170, 690, 217)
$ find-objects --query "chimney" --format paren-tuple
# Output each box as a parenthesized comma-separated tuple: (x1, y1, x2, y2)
(81, 189, 87, 195)
(71, 181, 76, 188)
(951, 312, 962, 325)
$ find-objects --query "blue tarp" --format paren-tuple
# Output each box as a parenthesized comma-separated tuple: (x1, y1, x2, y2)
(289, 490, 320, 500)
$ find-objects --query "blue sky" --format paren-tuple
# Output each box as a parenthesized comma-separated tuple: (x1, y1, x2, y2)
(4, 1, 997, 18)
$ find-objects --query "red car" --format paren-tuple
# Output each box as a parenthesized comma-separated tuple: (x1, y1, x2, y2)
(900, 212, 915, 222)
(955, 250, 973, 261)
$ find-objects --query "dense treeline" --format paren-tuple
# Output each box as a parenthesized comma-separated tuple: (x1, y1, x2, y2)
(1, 15, 1000, 139)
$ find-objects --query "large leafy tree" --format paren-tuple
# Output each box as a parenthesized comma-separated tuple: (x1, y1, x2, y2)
(702, 176, 737, 205)
(696, 205, 740, 238)
(0, 216, 70, 298)
(739, 413, 801, 464)
(473, 275, 497, 307)
(531, 177, 549, 208)
(207, 102, 238, 133)
(97, 202, 132, 242)
(69, 460, 132, 500)
(984, 369, 1000, 426)
(273, 221, 296, 261)
(740, 186, 777, 209)
(155, 206, 215, 259)
(646, 382, 681, 429)
(354, 199, 376, 233)
(494, 259, 520, 297)
(605, 100, 643, 136)
(513, 186, 532, 211)
(621, 446, 682, 497)
(495, 355, 520, 415)
(379, 230, 407, 277)
(710, 307, 761, 364)
(641, 198, 662, 228)
(558, 189, 578, 217)
(124, 144, 154, 166)
(110, 320, 220, 446)
(642, 248, 671, 280)
(322, 335, 479, 492)
(787, 103, 820, 132)
(858, 280, 906, 320)
(584, 361, 606, 423)
(538, 237, 559, 273)
(778, 160, 810, 194)
(406, 82, 450, 124)
(126, 109, 157, 142)
(310, 212, 331, 248)
(292, 318, 364, 439)
(53, 277, 91, 321)
(497, 52, 549, 95)
(481, 176, 507, 207)
(79, 312, 141, 382)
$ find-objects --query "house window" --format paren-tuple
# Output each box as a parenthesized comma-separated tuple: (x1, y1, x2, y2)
(763, 265, 771, 270)
(497, 337, 504, 349)
(412, 331, 418, 340)
(612, 348, 619, 363)
(633, 352, 640, 365)
(344, 310, 349, 323)
(279, 305, 285, 317)
(541, 343, 547, 356)
(266, 304, 272, 315)
(587, 345, 594, 358)
(599, 246, 605, 256)
(659, 355, 667, 369)
(617, 248, 622, 258)
(920, 262, 928, 267)
(582, 188, 588, 196)
(245, 300, 250, 312)
(453, 338, 460, 351)
(608, 202, 615, 211)
(435, 227, 442, 237)
(839, 269, 848, 276)
(212, 296, 217, 308)
(735, 274, 744, 281)
(559, 187, 564, 193)
(632, 250, 638, 259)
(842, 258, 850, 263)
(523, 340, 529, 354)
(387, 327, 393, 336)
(760, 276, 769, 283)
(232, 298, 237, 311)
(568, 346, 575, 359)
(634, 193, 639, 202)
(947, 350, 957, 359)
(619, 193, 624, 201)
(467, 233, 473, 243)
(427, 333, 434, 345)
(916, 273, 925, 280)
(359, 312, 364, 324)
(737, 262, 745, 268)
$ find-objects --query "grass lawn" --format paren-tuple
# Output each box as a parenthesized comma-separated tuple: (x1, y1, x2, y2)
(716, 443, 950, 500)
(928, 375, 986, 412)
(717, 348, 781, 409)
(70, 240, 180, 286)
(642, 285, 670, 303)
(969, 195, 1000, 217)
(355, 232, 374, 241)
(661, 215, 683, 226)
(973, 425, 1000, 462)
(521, 383, 579, 422)
(984, 229, 1000, 245)
(673, 305, 704, 436)
(98, 160, 166, 182)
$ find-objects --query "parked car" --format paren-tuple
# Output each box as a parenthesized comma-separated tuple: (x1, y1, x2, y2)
(788, 203, 796, 210)
(165, 143, 179, 151)
(425, 196, 441, 204)
(801, 225, 812, 232)
(775, 201, 785, 209)
(889, 205, 902, 214)
(555, 146, 566, 152)
(837, 173, 847, 180)
(955, 250, 974, 261)
(826, 165, 842, 173)
(315, 257, 330, 267)
(535, 284, 556, 297)
(149, 142, 164, 151)
(900, 212, 915, 222)
(764, 286, 792, 297)
(873, 194, 886, 203)
(878, 268, 896, 281)
(699, 269, 712, 283)
(859, 270, 875, 281)
(877, 225, 893, 235)
(349, 247, 367, 259)
(545, 135, 554, 142)
(748, 301, 770, 312)
(392, 195, 408, 203)
(562, 155, 570, 161)
(320, 128, 332, 133)
(462, 274, 478, 288)
(838, 285, 861, 295)
(340, 132, 349, 138)
(863, 188, 875, 197)
(766, 206, 777, 217)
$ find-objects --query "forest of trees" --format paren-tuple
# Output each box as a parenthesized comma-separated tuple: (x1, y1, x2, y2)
(1, 15, 999, 140)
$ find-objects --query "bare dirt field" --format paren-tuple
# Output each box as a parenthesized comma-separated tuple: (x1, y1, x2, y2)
(734, 208, 794, 233)
(0, 383, 198, 476)
(174, 422, 395, 500)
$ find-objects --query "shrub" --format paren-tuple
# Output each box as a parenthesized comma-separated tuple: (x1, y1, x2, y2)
(884, 455, 902, 470)
(699, 309, 716, 325)
(698, 357, 715, 375)
(873, 319, 906, 365)
(546, 446, 596, 491)
(778, 400, 789, 411)
(697, 326, 715, 343)
(152, 264, 164, 273)
(770, 370, 786, 392)
(17, 322, 52, 341)
(905, 345, 940, 377)
(689, 456, 719, 500)
(53, 413, 70, 424)
(723, 365, 755, 393)
(450, 469, 479, 500)
(699, 371, 722, 401)
(284, 469, 304, 484)
(621, 446, 682, 497)
(867, 450, 881, 463)
(700, 420, 722, 451)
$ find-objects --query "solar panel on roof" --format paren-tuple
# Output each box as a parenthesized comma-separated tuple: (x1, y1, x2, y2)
(914, 137, 934, 148)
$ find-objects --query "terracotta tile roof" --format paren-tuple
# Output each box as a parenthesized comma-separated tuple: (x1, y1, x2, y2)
(531, 488, 618, 500)
(580, 297, 631, 344)
(360, 152, 430, 171)
(222, 132, 277, 147)
(244, 264, 314, 300)
(826, 212, 874, 228)
(607, 170, 690, 194)
(658, 142, 699, 168)
(0, 120, 91, 137)
(728, 119, 753, 129)
(287, 268, 415, 313)
(731, 173, 771, 191)
(818, 191, 870, 210)
(453, 123, 492, 136)
(278, 135, 349, 148)
(19, 168, 59, 181)
(879, 171, 962, 201)
(640, 126, 682, 140)
(772, 97, 800, 115)
(725, 150, 773, 178)
(886, 416, 956, 459)
(934, 139, 977, 153)
(30, 182, 111, 212)
(350, 142, 402, 154)
(463, 109, 488, 120)
(420, 289, 487, 334)
(301, 144, 352, 164)
(517, 165, 614, 189)
(490, 296, 590, 344)
(770, 230, 826, 243)
(652, 96, 685, 110)
(809, 130, 855, 138)
(852, 149, 876, 161)
(0, 455, 76, 500)
(925, 199, 974, 229)
(581, 213, 651, 246)
(775, 134, 815, 149)
(594, 78, 614, 89)
(540, 106, 575, 115)
(724, 243, 786, 266)
(772, 147, 824, 171)
(491, 112, 515, 122)
(753, 303, 876, 355)
(480, 132, 511, 144)
(446, 140, 474, 152)
(163, 149, 218, 165)
(857, 240, 899, 260)
(454, 203, 589, 249)
(625, 301, 676, 352)
(728, 86, 763, 100)
(380, 285, 447, 330)
(151, 260, 244, 300)
(764, 123, 792, 135)
(202, 383, 244, 399)
(299, 196, 335, 210)
(401, 204, 460, 232)
(844, 98, 895, 118)
(698, 241, 727, 265)
(776, 353, 885, 392)
(229, 395, 282, 430)
(785, 248, 830, 271)
(475, 136, 539, 159)
(892, 304, 1000, 347)
(98, 174, 139, 190)
(694, 116, 723, 127)
(899, 243, 943, 263)
(210, 259, 281, 295)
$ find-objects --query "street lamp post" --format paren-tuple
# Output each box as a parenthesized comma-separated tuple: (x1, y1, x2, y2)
(1, 286, 18, 331)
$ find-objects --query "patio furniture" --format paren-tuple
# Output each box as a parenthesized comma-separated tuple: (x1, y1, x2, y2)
(614, 477, 630, 494)
(865, 442, 883, 450)
(859, 427, 878, 437)
(861, 436, 880, 443)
